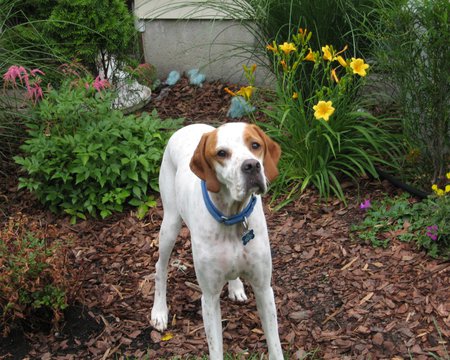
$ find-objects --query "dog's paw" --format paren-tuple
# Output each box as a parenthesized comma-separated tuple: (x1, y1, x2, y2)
(151, 306, 168, 331)
(228, 279, 248, 302)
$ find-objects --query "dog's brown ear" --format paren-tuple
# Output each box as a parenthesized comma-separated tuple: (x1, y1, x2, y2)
(251, 125, 281, 182)
(190, 132, 221, 193)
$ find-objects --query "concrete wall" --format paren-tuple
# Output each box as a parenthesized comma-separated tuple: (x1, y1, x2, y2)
(134, 0, 273, 85)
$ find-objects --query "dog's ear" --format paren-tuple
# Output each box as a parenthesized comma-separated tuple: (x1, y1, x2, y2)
(190, 132, 221, 193)
(251, 125, 281, 182)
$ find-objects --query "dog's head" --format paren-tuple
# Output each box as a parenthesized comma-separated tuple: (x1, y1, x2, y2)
(190, 123, 281, 201)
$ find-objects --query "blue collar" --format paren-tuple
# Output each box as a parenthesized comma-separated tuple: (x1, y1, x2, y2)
(201, 180, 257, 226)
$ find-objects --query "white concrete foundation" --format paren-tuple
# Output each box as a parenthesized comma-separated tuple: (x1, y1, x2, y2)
(140, 19, 273, 85)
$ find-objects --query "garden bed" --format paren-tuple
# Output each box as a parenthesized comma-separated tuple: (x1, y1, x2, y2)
(0, 78, 448, 359)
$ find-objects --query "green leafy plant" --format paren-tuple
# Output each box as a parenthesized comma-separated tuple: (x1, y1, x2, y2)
(0, 216, 69, 335)
(352, 174, 450, 258)
(249, 30, 399, 202)
(365, 0, 450, 185)
(12, 74, 182, 222)
(44, 0, 136, 76)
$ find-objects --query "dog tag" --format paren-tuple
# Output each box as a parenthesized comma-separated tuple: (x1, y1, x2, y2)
(241, 217, 255, 246)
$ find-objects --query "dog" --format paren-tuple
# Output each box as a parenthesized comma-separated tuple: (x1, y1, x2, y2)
(151, 122, 283, 359)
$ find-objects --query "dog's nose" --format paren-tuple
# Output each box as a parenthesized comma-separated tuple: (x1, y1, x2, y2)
(241, 159, 261, 174)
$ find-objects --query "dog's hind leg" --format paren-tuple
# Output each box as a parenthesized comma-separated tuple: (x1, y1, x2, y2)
(151, 154, 182, 331)
(228, 278, 247, 302)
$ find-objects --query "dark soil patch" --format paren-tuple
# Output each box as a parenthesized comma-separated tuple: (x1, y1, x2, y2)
(1, 77, 449, 359)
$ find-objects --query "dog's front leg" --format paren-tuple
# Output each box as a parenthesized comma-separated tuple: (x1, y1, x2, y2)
(201, 291, 223, 360)
(253, 285, 284, 360)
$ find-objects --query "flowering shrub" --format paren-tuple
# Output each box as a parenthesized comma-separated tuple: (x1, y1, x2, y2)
(7, 66, 182, 222)
(252, 29, 399, 201)
(352, 172, 450, 258)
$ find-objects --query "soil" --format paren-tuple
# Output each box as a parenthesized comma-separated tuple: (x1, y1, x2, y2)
(0, 77, 449, 359)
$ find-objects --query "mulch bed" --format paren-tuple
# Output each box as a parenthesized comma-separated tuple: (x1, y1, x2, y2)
(1, 78, 449, 359)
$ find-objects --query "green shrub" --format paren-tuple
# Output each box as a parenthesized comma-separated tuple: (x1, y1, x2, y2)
(45, 0, 136, 76)
(14, 76, 182, 222)
(0, 216, 68, 334)
(250, 31, 399, 202)
(365, 0, 450, 185)
(352, 178, 450, 259)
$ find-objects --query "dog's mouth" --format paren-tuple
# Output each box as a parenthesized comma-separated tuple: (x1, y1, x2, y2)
(245, 174, 267, 195)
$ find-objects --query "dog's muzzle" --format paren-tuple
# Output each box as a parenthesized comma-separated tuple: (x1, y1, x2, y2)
(241, 159, 266, 194)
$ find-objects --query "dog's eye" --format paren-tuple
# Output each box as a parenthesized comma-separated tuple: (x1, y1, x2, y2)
(251, 142, 261, 150)
(217, 150, 228, 158)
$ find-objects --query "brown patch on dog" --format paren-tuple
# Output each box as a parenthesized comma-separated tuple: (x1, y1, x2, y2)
(190, 129, 221, 192)
(244, 124, 281, 182)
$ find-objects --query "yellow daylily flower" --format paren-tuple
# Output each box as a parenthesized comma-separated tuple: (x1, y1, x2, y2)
(304, 48, 315, 62)
(292, 92, 298, 99)
(313, 100, 335, 121)
(322, 45, 348, 62)
(350, 58, 370, 77)
(322, 45, 333, 61)
(446, 172, 450, 180)
(279, 42, 297, 55)
(445, 185, 450, 193)
(236, 86, 254, 100)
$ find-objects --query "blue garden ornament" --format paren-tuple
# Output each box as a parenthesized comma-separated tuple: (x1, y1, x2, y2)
(165, 70, 181, 86)
(227, 96, 256, 118)
(188, 68, 206, 87)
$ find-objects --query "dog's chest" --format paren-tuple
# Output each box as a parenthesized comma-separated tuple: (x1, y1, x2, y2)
(192, 227, 258, 279)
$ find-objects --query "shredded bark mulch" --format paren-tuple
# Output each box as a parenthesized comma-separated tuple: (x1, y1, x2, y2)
(0, 78, 449, 359)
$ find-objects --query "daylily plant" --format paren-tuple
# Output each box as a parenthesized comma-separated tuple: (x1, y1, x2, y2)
(264, 28, 370, 123)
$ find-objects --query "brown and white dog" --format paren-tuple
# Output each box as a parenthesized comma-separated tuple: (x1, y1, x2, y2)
(151, 123, 283, 359)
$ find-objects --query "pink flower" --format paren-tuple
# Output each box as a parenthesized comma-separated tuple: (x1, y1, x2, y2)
(30, 69, 45, 77)
(93, 75, 109, 92)
(3, 65, 45, 103)
(3, 65, 27, 86)
(359, 199, 371, 210)
(27, 83, 44, 103)
(426, 225, 438, 241)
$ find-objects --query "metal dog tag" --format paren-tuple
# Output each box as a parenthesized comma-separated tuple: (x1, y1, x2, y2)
(241, 217, 255, 246)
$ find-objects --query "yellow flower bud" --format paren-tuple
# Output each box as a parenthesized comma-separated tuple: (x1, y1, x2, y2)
(337, 56, 348, 67)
